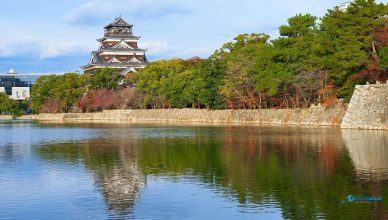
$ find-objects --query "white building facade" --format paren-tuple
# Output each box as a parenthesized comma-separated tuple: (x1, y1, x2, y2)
(0, 69, 54, 100)
(10, 87, 30, 100)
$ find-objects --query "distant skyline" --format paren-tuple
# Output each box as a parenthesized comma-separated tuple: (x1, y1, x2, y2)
(0, 0, 387, 73)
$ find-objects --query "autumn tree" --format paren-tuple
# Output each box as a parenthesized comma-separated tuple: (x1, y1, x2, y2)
(319, 0, 388, 99)
(219, 33, 270, 109)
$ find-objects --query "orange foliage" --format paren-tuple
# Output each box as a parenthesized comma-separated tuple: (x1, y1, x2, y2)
(318, 85, 337, 107)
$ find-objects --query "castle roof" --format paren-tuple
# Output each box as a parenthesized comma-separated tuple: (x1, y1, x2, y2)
(84, 51, 148, 66)
(98, 48, 147, 53)
(104, 17, 133, 29)
(97, 36, 141, 42)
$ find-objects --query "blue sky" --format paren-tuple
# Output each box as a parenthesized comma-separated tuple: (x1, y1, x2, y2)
(0, 0, 386, 73)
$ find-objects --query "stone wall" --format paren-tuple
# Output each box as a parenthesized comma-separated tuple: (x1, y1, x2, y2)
(0, 115, 12, 120)
(19, 103, 346, 126)
(341, 82, 388, 130)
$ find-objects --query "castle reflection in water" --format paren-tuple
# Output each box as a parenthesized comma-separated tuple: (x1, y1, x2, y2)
(0, 123, 387, 219)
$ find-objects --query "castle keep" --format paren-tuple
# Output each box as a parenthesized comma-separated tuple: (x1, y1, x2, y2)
(82, 17, 148, 75)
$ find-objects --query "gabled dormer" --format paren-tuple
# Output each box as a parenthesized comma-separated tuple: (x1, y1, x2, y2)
(90, 52, 99, 64)
(108, 57, 121, 63)
(113, 41, 133, 49)
(129, 57, 141, 63)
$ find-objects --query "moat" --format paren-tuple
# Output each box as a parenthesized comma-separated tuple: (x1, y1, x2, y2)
(0, 120, 387, 219)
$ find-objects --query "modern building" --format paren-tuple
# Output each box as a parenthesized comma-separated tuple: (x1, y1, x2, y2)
(0, 69, 45, 100)
(81, 17, 148, 75)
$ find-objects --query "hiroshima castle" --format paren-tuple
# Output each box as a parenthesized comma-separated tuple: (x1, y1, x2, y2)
(82, 17, 148, 75)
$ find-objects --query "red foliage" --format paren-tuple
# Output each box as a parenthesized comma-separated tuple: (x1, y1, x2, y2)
(78, 89, 119, 112)
(352, 60, 388, 83)
(40, 99, 61, 113)
(374, 23, 388, 49)
(78, 88, 144, 112)
(353, 22, 388, 83)
(78, 95, 89, 111)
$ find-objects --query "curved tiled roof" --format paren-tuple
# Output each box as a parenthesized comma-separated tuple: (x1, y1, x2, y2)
(104, 17, 133, 29)
(98, 48, 147, 52)
(97, 36, 141, 42)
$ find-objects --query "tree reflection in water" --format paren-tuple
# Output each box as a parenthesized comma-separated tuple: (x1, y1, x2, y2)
(35, 125, 388, 219)
(342, 129, 388, 219)
(137, 126, 388, 219)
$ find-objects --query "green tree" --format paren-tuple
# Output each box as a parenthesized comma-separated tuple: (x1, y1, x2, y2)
(0, 93, 21, 116)
(90, 68, 122, 90)
(31, 73, 89, 113)
(135, 59, 186, 108)
(219, 33, 270, 108)
(319, 0, 388, 99)
(191, 58, 225, 109)
(30, 75, 58, 112)
(379, 47, 388, 70)
(253, 14, 321, 108)
(135, 59, 207, 109)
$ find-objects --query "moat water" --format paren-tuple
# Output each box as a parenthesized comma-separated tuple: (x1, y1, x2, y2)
(0, 120, 387, 220)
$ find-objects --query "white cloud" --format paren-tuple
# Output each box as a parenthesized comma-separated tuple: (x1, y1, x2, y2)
(0, 41, 36, 57)
(0, 40, 92, 59)
(38, 42, 92, 59)
(140, 40, 169, 55)
(64, 0, 188, 25)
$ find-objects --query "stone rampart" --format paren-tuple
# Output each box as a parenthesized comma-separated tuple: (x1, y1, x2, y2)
(19, 103, 346, 126)
(341, 82, 388, 130)
(0, 115, 12, 120)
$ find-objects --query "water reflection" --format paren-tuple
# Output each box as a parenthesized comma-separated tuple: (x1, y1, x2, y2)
(342, 130, 388, 179)
(1, 122, 387, 220)
(36, 140, 145, 217)
(0, 122, 32, 163)
(29, 126, 388, 219)
(90, 149, 145, 216)
(137, 126, 388, 219)
(342, 130, 388, 219)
